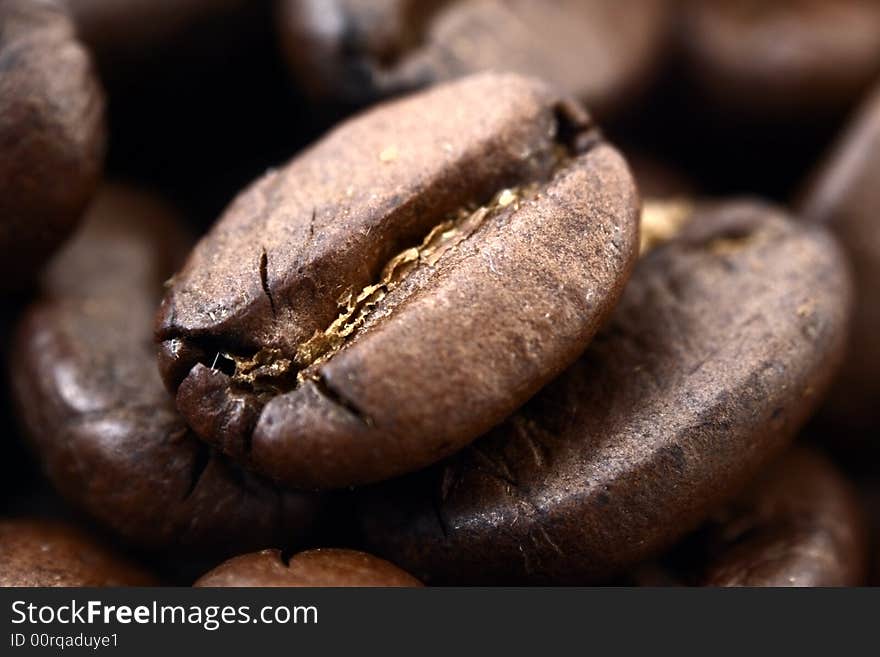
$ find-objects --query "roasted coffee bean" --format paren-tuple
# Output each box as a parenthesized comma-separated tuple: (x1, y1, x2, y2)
(0, 518, 156, 587)
(279, 0, 671, 116)
(800, 83, 880, 441)
(277, 0, 443, 104)
(65, 0, 263, 74)
(632, 447, 868, 587)
(156, 73, 640, 490)
(194, 548, 422, 587)
(702, 448, 867, 587)
(0, 0, 105, 292)
(680, 0, 880, 117)
(66, 0, 250, 54)
(358, 200, 852, 584)
(10, 185, 321, 557)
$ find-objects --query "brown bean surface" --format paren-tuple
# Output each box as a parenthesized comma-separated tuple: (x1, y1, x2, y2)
(156, 73, 639, 489)
(358, 200, 852, 584)
(195, 548, 422, 587)
(702, 448, 867, 587)
(10, 185, 321, 558)
(279, 0, 670, 116)
(680, 0, 880, 116)
(0, 518, 155, 587)
(800, 83, 880, 440)
(65, 0, 257, 69)
(0, 0, 105, 291)
(632, 448, 868, 586)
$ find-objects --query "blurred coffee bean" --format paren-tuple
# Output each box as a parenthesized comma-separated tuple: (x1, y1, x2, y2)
(0, 0, 105, 292)
(632, 447, 867, 587)
(277, 0, 445, 105)
(66, 0, 258, 71)
(680, 0, 880, 118)
(10, 184, 322, 558)
(156, 74, 639, 489)
(279, 0, 672, 117)
(702, 448, 867, 586)
(800, 83, 880, 444)
(195, 548, 422, 587)
(358, 200, 852, 584)
(0, 518, 156, 586)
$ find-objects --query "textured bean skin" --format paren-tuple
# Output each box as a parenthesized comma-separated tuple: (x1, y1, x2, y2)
(10, 185, 321, 558)
(0, 0, 105, 291)
(800, 83, 880, 440)
(195, 548, 422, 587)
(0, 519, 155, 587)
(680, 0, 880, 116)
(279, 0, 670, 116)
(156, 74, 639, 489)
(358, 201, 852, 584)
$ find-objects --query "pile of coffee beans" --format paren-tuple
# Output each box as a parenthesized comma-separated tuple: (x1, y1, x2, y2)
(1, 0, 878, 587)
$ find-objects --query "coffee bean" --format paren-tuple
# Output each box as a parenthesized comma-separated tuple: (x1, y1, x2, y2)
(0, 0, 105, 291)
(279, 0, 671, 116)
(0, 518, 156, 587)
(632, 447, 868, 586)
(156, 73, 640, 489)
(800, 83, 880, 440)
(10, 184, 321, 558)
(680, 0, 880, 117)
(194, 548, 422, 587)
(702, 448, 867, 587)
(66, 0, 261, 75)
(358, 200, 852, 584)
(277, 0, 444, 104)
